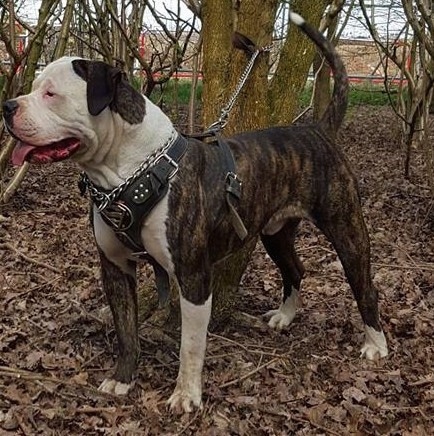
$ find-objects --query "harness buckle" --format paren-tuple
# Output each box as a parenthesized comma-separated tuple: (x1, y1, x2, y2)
(154, 153, 179, 180)
(226, 171, 242, 199)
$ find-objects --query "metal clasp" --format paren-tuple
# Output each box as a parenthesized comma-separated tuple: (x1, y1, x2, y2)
(154, 153, 179, 180)
(100, 201, 134, 232)
(131, 251, 149, 260)
(96, 192, 111, 212)
(226, 171, 242, 199)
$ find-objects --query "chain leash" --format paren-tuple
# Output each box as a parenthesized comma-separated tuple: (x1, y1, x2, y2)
(80, 130, 178, 211)
(206, 44, 272, 133)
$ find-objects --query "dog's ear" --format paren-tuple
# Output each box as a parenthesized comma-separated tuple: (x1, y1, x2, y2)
(232, 32, 257, 57)
(72, 59, 122, 116)
(72, 59, 146, 123)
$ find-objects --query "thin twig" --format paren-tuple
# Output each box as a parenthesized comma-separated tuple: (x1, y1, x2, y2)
(373, 262, 434, 272)
(9, 208, 63, 215)
(1, 242, 61, 274)
(4, 276, 62, 300)
(219, 357, 280, 389)
(80, 350, 107, 369)
(15, 412, 32, 436)
(208, 332, 251, 353)
(291, 416, 342, 436)
(0, 366, 109, 397)
(176, 397, 210, 435)
(74, 405, 134, 414)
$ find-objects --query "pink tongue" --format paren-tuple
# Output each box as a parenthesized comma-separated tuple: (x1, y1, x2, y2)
(11, 142, 36, 166)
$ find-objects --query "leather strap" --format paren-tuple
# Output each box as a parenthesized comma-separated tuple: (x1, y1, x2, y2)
(214, 133, 248, 240)
(185, 131, 248, 240)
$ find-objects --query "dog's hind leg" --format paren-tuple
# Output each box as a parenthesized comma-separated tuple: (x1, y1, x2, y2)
(261, 219, 305, 329)
(314, 195, 388, 360)
(97, 251, 139, 395)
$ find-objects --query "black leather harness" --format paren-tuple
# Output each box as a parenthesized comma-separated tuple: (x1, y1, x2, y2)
(79, 132, 246, 305)
(188, 130, 247, 240)
(97, 134, 188, 253)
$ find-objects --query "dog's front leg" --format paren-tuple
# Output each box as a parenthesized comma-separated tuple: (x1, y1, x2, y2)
(98, 250, 139, 395)
(168, 271, 212, 413)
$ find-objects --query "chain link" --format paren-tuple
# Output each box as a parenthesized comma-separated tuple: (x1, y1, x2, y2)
(206, 44, 272, 133)
(81, 130, 178, 211)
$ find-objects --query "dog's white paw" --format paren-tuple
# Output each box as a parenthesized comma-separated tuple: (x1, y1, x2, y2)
(360, 325, 388, 360)
(167, 385, 202, 413)
(98, 378, 133, 395)
(264, 291, 298, 330)
(264, 308, 296, 329)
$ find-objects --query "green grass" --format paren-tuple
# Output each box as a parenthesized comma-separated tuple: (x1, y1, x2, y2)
(150, 79, 203, 105)
(348, 84, 397, 106)
(300, 81, 399, 107)
(148, 78, 398, 108)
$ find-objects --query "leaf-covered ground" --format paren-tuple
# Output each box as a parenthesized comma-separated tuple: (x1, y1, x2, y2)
(0, 106, 433, 435)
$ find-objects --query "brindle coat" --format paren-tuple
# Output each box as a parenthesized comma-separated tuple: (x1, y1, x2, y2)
(2, 12, 388, 413)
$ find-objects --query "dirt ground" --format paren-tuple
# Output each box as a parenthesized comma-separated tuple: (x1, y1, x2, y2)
(0, 105, 433, 435)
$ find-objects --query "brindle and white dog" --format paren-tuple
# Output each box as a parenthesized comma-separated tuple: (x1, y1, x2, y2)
(3, 12, 388, 412)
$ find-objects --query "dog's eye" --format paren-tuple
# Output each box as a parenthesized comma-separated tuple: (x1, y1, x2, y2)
(45, 90, 55, 98)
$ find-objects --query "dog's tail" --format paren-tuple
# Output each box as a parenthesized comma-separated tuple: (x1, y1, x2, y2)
(289, 11, 348, 138)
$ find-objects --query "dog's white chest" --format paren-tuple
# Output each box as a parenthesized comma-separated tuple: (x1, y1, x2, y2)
(140, 191, 174, 274)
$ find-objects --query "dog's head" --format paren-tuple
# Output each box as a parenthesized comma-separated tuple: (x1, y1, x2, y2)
(2, 57, 146, 166)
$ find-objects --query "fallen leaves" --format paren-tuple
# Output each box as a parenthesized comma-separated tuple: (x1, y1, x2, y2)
(0, 107, 433, 434)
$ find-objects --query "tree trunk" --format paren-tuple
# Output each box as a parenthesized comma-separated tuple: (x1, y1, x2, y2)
(53, 0, 74, 60)
(21, 0, 60, 94)
(312, 54, 331, 121)
(199, 0, 278, 328)
(224, 0, 278, 133)
(201, 0, 234, 127)
(197, 0, 329, 328)
(313, 11, 339, 121)
(269, 0, 329, 125)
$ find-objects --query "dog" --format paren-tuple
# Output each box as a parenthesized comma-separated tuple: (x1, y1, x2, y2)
(2, 12, 388, 412)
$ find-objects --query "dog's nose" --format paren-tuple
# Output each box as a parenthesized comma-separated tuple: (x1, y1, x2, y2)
(2, 100, 19, 124)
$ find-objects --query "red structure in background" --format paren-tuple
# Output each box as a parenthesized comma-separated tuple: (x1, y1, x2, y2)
(14, 22, 25, 54)
(139, 32, 146, 58)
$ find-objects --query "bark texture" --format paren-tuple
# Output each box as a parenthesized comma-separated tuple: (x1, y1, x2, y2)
(198, 0, 329, 328)
(269, 0, 329, 125)
(200, 0, 278, 328)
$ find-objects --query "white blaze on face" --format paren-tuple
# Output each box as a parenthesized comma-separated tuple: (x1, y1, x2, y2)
(12, 58, 89, 145)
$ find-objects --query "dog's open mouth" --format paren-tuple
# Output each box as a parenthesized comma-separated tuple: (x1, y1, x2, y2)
(12, 138, 81, 166)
